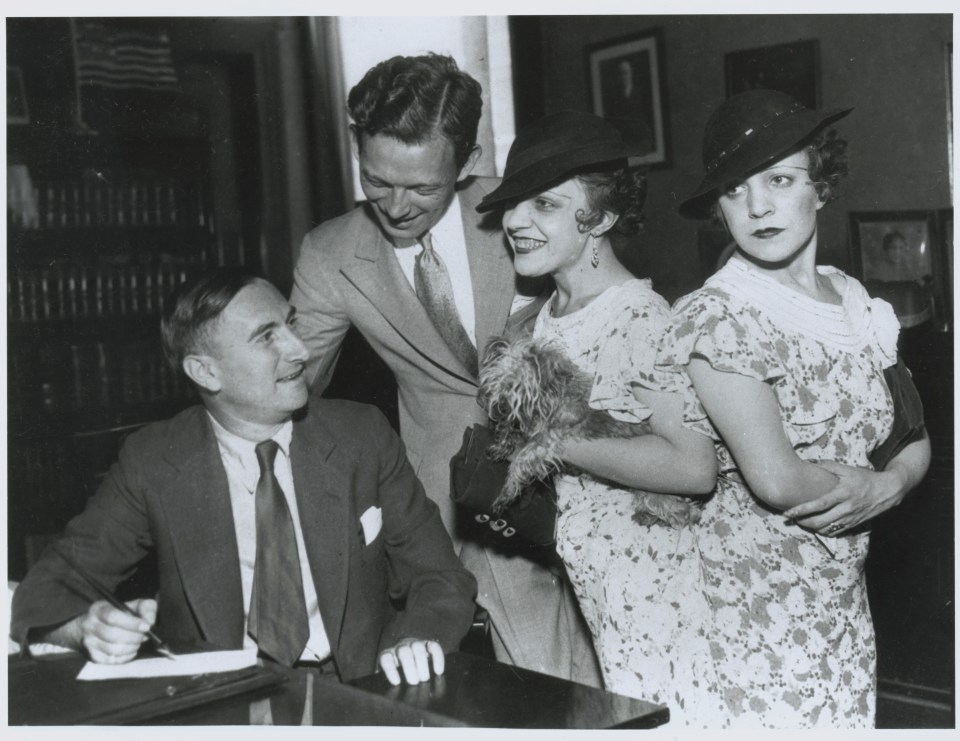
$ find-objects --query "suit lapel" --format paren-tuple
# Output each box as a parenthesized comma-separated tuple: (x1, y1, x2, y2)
(459, 181, 518, 357)
(159, 411, 245, 647)
(340, 204, 476, 383)
(290, 415, 351, 653)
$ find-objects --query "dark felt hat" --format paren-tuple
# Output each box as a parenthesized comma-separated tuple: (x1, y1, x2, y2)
(476, 110, 651, 213)
(678, 89, 853, 219)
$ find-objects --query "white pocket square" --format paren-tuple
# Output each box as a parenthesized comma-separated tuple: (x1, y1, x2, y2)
(359, 506, 383, 546)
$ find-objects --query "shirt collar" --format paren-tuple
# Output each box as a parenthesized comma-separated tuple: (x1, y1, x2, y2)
(429, 191, 464, 252)
(208, 411, 293, 471)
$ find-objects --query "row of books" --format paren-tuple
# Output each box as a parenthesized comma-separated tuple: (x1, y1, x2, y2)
(10, 338, 195, 415)
(8, 178, 208, 230)
(8, 262, 197, 322)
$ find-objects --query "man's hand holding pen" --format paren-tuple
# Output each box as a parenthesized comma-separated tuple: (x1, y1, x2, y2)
(69, 598, 158, 664)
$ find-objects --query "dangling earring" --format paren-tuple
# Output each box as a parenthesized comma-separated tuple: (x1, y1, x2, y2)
(590, 234, 600, 268)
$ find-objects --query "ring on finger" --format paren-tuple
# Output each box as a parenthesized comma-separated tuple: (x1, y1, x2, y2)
(826, 522, 843, 534)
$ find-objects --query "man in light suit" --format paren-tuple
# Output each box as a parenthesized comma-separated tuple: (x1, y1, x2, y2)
(290, 54, 601, 686)
(11, 269, 476, 685)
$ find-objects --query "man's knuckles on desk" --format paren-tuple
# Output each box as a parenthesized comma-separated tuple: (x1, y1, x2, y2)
(378, 638, 445, 686)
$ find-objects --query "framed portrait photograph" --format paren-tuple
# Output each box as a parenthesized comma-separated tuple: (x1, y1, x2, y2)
(725, 40, 820, 109)
(585, 28, 670, 167)
(849, 210, 950, 331)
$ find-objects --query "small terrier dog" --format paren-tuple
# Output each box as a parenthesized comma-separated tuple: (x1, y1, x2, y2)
(478, 335, 703, 529)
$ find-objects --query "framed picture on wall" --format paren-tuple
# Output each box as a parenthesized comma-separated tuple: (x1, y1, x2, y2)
(725, 40, 820, 108)
(849, 210, 950, 331)
(585, 28, 670, 167)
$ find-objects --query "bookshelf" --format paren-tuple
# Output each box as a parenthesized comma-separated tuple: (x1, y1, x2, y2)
(7, 18, 243, 579)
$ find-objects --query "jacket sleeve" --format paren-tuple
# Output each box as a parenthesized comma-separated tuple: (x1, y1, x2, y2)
(368, 410, 478, 653)
(10, 438, 153, 649)
(289, 226, 353, 395)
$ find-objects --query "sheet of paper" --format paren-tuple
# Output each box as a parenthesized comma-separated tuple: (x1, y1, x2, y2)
(77, 648, 258, 681)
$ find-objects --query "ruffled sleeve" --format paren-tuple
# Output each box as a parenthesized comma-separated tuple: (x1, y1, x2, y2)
(659, 285, 847, 448)
(660, 287, 789, 382)
(589, 287, 673, 423)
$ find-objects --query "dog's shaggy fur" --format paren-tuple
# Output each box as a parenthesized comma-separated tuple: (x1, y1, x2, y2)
(479, 335, 703, 529)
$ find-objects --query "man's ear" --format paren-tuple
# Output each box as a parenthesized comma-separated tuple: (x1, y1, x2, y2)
(456, 145, 482, 182)
(183, 354, 221, 393)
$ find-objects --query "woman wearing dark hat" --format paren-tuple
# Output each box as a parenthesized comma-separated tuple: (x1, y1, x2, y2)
(477, 111, 718, 717)
(658, 90, 931, 727)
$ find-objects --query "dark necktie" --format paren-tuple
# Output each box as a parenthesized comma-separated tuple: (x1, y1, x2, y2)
(247, 440, 309, 667)
(414, 232, 478, 374)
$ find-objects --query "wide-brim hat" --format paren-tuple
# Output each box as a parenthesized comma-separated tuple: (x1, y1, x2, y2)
(477, 110, 651, 213)
(678, 89, 853, 219)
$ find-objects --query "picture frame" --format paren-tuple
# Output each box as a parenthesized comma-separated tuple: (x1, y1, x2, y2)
(7, 65, 30, 124)
(849, 210, 951, 331)
(585, 28, 670, 167)
(725, 40, 820, 109)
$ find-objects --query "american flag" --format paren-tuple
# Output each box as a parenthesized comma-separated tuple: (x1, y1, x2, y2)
(72, 19, 179, 91)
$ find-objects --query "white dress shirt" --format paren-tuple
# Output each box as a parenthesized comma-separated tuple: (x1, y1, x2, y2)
(208, 413, 331, 663)
(394, 193, 478, 346)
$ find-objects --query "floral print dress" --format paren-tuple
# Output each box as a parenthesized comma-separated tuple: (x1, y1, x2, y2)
(535, 279, 717, 725)
(657, 258, 900, 728)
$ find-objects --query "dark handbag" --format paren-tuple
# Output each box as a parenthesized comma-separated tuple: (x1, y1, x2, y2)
(869, 355, 927, 471)
(450, 424, 558, 547)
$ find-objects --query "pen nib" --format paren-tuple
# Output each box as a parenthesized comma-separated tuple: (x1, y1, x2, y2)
(156, 645, 178, 661)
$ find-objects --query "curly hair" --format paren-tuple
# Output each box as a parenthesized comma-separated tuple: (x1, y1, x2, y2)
(347, 53, 483, 170)
(710, 126, 848, 224)
(572, 162, 647, 236)
(804, 128, 848, 204)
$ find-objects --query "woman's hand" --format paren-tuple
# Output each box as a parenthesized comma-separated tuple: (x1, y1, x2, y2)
(782, 462, 907, 536)
(783, 437, 930, 535)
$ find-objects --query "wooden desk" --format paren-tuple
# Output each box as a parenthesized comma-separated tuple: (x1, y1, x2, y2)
(10, 651, 668, 728)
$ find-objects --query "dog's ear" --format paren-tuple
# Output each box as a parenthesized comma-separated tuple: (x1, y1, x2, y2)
(525, 339, 587, 424)
(481, 336, 510, 367)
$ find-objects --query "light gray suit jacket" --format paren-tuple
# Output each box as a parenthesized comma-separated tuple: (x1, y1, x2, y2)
(290, 176, 543, 539)
(289, 179, 601, 683)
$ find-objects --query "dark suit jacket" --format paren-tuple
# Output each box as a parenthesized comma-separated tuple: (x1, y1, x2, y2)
(11, 400, 477, 681)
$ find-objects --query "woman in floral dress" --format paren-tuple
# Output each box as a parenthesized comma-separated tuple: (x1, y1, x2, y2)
(658, 90, 931, 727)
(476, 111, 718, 722)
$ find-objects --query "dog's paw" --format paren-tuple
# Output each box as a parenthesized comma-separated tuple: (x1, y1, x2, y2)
(493, 472, 526, 511)
(631, 492, 706, 529)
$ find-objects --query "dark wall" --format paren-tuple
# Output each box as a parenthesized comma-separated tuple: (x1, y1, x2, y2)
(530, 14, 952, 301)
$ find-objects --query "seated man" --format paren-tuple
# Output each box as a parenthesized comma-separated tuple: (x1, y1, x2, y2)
(11, 268, 477, 685)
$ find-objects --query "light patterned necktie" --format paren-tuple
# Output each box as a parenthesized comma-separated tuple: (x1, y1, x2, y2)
(414, 232, 478, 374)
(247, 440, 309, 667)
